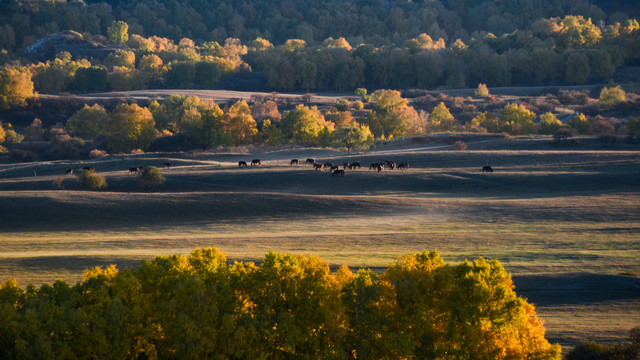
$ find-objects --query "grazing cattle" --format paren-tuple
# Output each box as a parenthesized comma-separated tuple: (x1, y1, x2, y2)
(330, 165, 339, 172)
(313, 163, 324, 171)
(239, 161, 248, 167)
(128, 167, 139, 175)
(397, 162, 410, 170)
(332, 169, 345, 176)
(163, 162, 172, 168)
(83, 166, 95, 172)
(251, 159, 261, 166)
(290, 159, 299, 166)
(306, 158, 315, 165)
(323, 162, 334, 168)
(385, 160, 396, 170)
(351, 161, 361, 169)
(64, 168, 73, 175)
(482, 165, 493, 173)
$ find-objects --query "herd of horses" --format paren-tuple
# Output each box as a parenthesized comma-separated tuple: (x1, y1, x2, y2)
(64, 158, 495, 177)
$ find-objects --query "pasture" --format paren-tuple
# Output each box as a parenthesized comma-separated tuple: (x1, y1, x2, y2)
(1, 136, 639, 350)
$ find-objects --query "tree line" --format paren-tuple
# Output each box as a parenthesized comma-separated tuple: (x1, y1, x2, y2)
(0, 0, 639, 93)
(0, 248, 562, 359)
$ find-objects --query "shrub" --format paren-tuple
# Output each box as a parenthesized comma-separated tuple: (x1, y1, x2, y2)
(89, 149, 108, 158)
(52, 177, 64, 189)
(9, 149, 36, 162)
(569, 113, 591, 134)
(557, 90, 590, 105)
(454, 140, 468, 150)
(599, 86, 626, 106)
(138, 166, 165, 188)
(76, 169, 107, 190)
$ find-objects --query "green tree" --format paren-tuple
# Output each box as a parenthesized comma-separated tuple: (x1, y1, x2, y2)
(599, 85, 626, 106)
(569, 113, 590, 134)
(539, 112, 562, 134)
(66, 104, 108, 139)
(564, 52, 591, 85)
(107, 21, 129, 45)
(280, 104, 333, 145)
(429, 102, 456, 132)
(332, 125, 373, 154)
(366, 89, 420, 139)
(499, 103, 536, 134)
(73, 66, 108, 92)
(0, 67, 34, 109)
(106, 103, 156, 153)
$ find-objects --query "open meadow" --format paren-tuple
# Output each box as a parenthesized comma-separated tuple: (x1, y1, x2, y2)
(1, 136, 639, 351)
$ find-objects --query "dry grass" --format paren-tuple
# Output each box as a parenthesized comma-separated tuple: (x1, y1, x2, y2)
(1, 140, 639, 351)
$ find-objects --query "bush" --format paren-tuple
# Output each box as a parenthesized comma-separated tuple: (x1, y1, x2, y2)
(557, 90, 590, 105)
(52, 177, 64, 189)
(475, 83, 489, 97)
(454, 140, 468, 150)
(599, 86, 626, 106)
(76, 169, 107, 190)
(9, 149, 37, 162)
(89, 149, 108, 158)
(138, 166, 165, 188)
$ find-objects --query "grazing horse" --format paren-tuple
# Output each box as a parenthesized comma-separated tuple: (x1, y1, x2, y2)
(163, 162, 172, 168)
(306, 158, 315, 165)
(332, 169, 345, 176)
(343, 162, 351, 169)
(482, 165, 493, 173)
(128, 167, 139, 175)
(290, 159, 299, 166)
(313, 163, 324, 171)
(385, 160, 396, 170)
(251, 159, 261, 166)
(238, 161, 248, 167)
(369, 163, 384, 171)
(323, 162, 334, 168)
(83, 166, 95, 172)
(397, 162, 409, 170)
(330, 165, 339, 172)
(64, 168, 73, 175)
(351, 161, 361, 169)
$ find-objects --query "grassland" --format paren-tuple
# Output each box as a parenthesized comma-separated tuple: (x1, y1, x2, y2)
(1, 135, 639, 351)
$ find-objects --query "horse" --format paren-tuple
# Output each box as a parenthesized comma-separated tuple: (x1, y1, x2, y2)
(238, 161, 248, 167)
(332, 169, 345, 176)
(128, 167, 139, 175)
(251, 159, 261, 166)
(369, 163, 383, 171)
(163, 162, 172, 168)
(482, 165, 493, 173)
(375, 164, 383, 172)
(385, 160, 396, 170)
(397, 162, 409, 170)
(290, 159, 299, 166)
(314, 163, 324, 171)
(323, 162, 334, 168)
(64, 168, 73, 175)
(343, 162, 351, 169)
(351, 161, 361, 169)
(83, 166, 95, 172)
(330, 165, 339, 172)
(306, 158, 315, 165)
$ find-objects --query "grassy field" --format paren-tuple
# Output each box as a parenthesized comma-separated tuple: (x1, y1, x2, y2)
(1, 136, 639, 351)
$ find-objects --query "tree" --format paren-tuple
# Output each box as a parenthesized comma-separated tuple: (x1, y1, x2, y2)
(0, 67, 34, 110)
(175, 99, 227, 148)
(539, 112, 562, 134)
(76, 169, 107, 190)
(280, 104, 333, 145)
(564, 52, 591, 85)
(366, 90, 420, 139)
(138, 166, 165, 188)
(332, 125, 373, 154)
(429, 102, 456, 132)
(599, 86, 626, 106)
(476, 83, 489, 97)
(66, 104, 108, 139)
(106, 103, 156, 153)
(499, 103, 536, 134)
(73, 66, 108, 92)
(23, 118, 44, 143)
(107, 21, 129, 45)
(224, 100, 258, 145)
(569, 113, 590, 134)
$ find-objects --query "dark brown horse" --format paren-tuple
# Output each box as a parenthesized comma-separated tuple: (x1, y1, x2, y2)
(306, 158, 315, 165)
(482, 165, 493, 173)
(397, 162, 409, 170)
(343, 162, 351, 169)
(64, 168, 73, 175)
(323, 162, 334, 168)
(332, 169, 345, 176)
(330, 165, 339, 172)
(128, 167, 139, 175)
(290, 159, 299, 165)
(163, 162, 172, 168)
(314, 163, 324, 171)
(239, 161, 248, 167)
(385, 160, 396, 170)
(251, 159, 261, 166)
(350, 161, 361, 169)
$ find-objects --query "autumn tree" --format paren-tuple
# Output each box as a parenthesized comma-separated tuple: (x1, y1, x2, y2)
(0, 67, 34, 109)
(106, 103, 156, 153)
(538, 112, 563, 134)
(499, 103, 536, 134)
(138, 166, 165, 188)
(332, 125, 374, 154)
(429, 102, 456, 132)
(175, 97, 228, 148)
(224, 100, 258, 145)
(476, 83, 490, 97)
(366, 89, 420, 139)
(23, 118, 44, 142)
(569, 113, 590, 134)
(280, 104, 334, 145)
(66, 104, 108, 139)
(599, 85, 626, 106)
